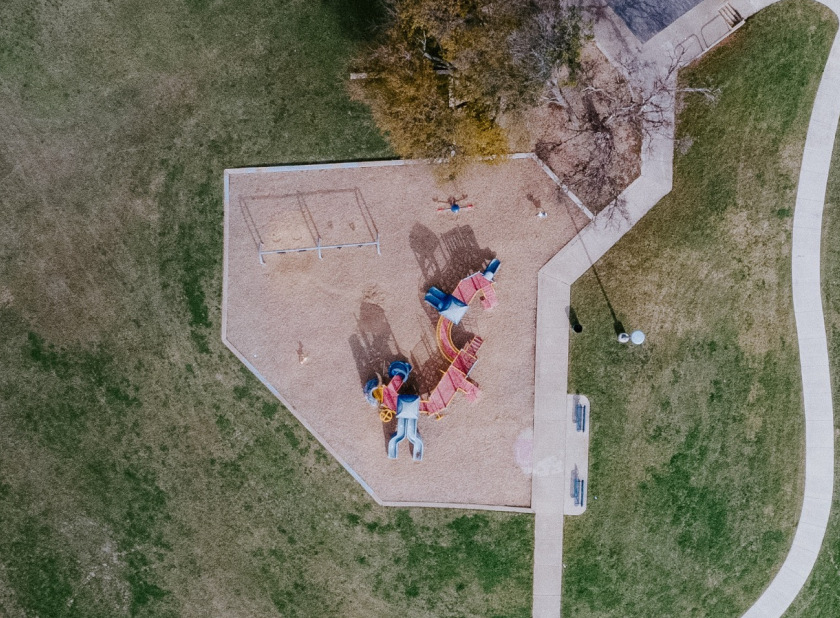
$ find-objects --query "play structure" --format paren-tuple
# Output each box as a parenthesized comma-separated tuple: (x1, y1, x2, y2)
(435, 195, 474, 214)
(365, 361, 424, 461)
(422, 258, 500, 418)
(437, 202, 474, 214)
(364, 258, 501, 460)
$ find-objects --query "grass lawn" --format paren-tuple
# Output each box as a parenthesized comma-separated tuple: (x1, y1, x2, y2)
(784, 87, 840, 618)
(0, 1, 533, 616)
(562, 1, 837, 616)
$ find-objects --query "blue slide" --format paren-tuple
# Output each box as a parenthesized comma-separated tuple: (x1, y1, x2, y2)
(387, 394, 424, 461)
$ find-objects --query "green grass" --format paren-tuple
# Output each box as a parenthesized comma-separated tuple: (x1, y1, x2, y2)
(562, 2, 837, 616)
(0, 1, 533, 616)
(3, 0, 837, 615)
(783, 83, 840, 618)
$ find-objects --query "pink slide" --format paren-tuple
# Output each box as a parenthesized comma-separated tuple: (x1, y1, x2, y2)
(381, 373, 404, 411)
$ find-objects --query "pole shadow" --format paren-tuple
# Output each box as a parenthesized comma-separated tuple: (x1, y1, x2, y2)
(591, 266, 625, 336)
(567, 306, 583, 333)
(555, 185, 625, 337)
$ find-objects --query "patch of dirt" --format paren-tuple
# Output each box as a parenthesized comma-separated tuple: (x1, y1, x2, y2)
(503, 43, 642, 213)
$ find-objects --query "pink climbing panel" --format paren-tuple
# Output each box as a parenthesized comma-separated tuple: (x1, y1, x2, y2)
(451, 336, 482, 375)
(382, 374, 403, 411)
(421, 336, 482, 417)
(477, 284, 497, 310)
(451, 273, 497, 309)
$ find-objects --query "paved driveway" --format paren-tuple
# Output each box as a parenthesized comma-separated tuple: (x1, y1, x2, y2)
(608, 0, 706, 41)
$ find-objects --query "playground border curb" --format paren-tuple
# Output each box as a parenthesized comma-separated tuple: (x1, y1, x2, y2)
(224, 152, 594, 221)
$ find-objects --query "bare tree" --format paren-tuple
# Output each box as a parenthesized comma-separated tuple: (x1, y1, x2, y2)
(536, 48, 719, 224)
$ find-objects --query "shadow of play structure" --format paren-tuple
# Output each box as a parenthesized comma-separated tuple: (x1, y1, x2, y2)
(364, 258, 501, 461)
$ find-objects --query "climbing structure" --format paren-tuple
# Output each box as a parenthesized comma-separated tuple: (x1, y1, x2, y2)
(364, 258, 500, 459)
(365, 361, 424, 461)
(421, 259, 499, 418)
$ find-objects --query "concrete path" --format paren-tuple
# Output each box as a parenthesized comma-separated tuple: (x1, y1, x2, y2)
(531, 273, 571, 616)
(530, 78, 676, 618)
(741, 0, 840, 615)
(530, 15, 677, 618)
(531, 1, 838, 616)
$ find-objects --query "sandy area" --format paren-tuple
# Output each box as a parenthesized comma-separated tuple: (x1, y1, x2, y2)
(223, 157, 589, 507)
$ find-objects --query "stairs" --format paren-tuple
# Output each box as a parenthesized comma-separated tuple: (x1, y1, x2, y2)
(719, 3, 743, 28)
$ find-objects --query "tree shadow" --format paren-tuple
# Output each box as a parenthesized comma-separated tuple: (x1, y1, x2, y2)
(348, 300, 403, 448)
(409, 223, 495, 294)
(321, 0, 390, 41)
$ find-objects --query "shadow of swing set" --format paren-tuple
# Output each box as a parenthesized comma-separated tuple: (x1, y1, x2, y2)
(364, 258, 501, 461)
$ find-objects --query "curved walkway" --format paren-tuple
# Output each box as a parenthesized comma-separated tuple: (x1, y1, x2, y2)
(741, 0, 839, 614)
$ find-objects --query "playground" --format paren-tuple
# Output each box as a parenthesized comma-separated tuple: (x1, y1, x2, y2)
(223, 156, 590, 507)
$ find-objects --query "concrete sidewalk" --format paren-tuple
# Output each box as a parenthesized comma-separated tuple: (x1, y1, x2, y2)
(741, 1, 840, 615)
(531, 272, 571, 616)
(530, 16, 678, 618)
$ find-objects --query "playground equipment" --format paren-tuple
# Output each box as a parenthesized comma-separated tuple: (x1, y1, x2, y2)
(365, 361, 424, 461)
(435, 194, 474, 214)
(259, 234, 380, 264)
(421, 258, 500, 419)
(388, 393, 424, 461)
(363, 258, 501, 459)
(437, 202, 474, 214)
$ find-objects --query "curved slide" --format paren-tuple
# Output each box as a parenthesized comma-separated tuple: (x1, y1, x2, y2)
(436, 315, 460, 362)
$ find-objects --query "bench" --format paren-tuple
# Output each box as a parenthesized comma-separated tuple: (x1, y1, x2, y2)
(574, 402, 587, 432)
(572, 477, 585, 507)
